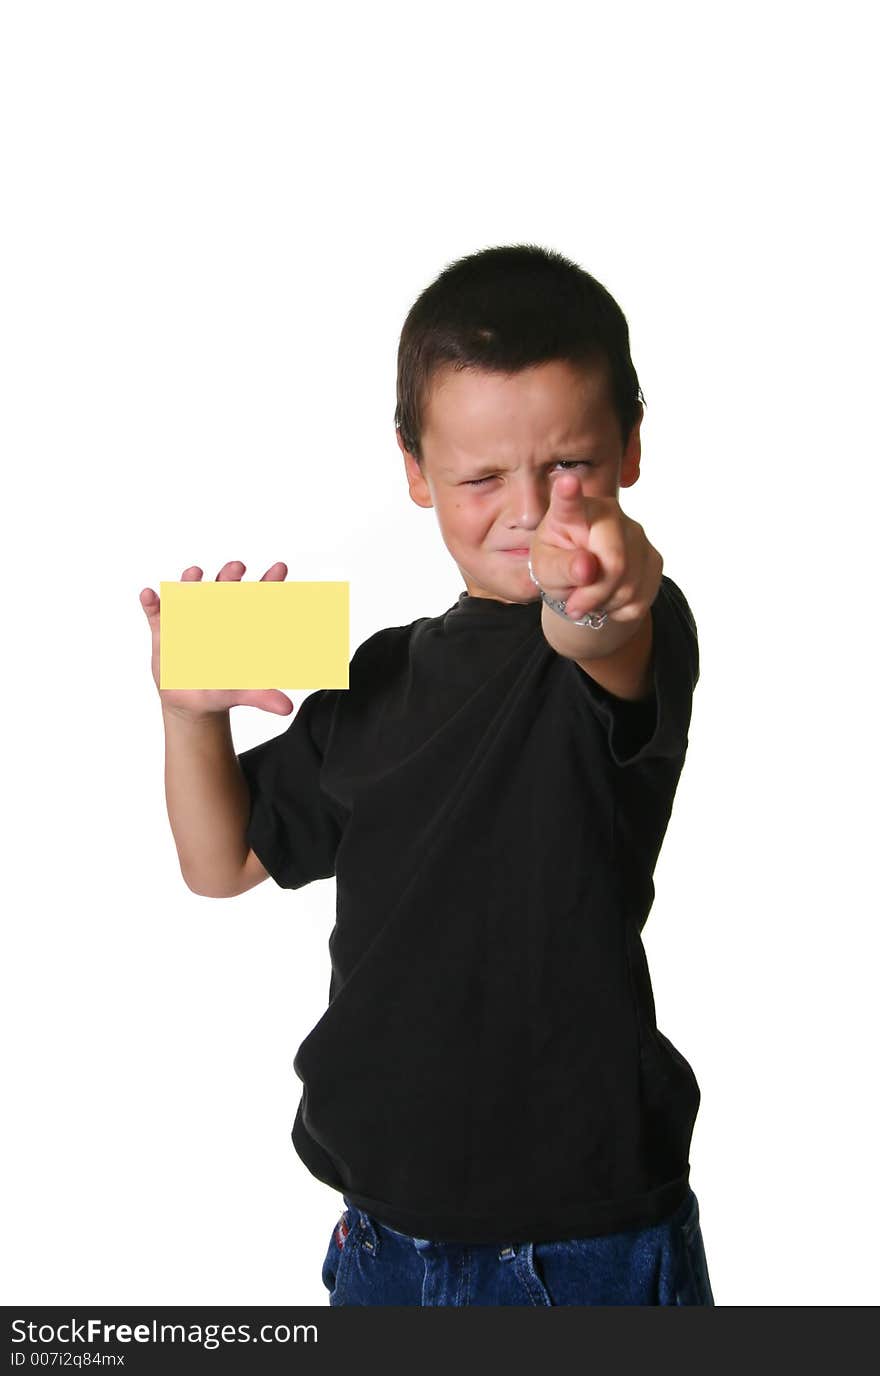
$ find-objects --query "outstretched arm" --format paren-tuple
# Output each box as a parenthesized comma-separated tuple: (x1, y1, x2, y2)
(531, 472, 662, 702)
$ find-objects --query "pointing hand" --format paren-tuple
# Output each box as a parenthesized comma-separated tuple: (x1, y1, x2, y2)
(529, 473, 662, 624)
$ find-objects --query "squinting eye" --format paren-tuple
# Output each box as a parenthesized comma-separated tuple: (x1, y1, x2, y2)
(464, 460, 594, 487)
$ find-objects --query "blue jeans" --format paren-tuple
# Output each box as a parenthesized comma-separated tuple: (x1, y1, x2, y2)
(322, 1186, 715, 1305)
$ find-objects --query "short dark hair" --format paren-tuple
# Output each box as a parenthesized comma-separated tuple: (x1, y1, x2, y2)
(395, 243, 645, 463)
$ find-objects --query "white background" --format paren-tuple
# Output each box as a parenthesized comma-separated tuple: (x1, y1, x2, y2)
(2, 0, 877, 1306)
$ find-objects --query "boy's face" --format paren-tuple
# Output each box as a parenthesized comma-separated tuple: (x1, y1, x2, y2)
(397, 359, 642, 604)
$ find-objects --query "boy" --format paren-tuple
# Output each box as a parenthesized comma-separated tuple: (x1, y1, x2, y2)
(142, 244, 714, 1305)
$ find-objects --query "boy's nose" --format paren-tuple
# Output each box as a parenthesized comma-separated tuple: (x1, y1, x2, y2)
(505, 475, 548, 527)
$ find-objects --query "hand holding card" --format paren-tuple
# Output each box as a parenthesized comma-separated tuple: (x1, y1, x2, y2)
(139, 560, 348, 721)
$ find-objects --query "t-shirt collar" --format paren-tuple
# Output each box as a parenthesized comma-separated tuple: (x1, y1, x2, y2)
(446, 590, 542, 621)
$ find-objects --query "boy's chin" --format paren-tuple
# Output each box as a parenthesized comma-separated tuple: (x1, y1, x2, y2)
(461, 565, 539, 606)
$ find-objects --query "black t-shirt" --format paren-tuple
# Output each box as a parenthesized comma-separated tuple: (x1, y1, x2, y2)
(236, 574, 701, 1244)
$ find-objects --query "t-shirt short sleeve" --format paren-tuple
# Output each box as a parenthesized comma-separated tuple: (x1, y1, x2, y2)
(566, 574, 700, 767)
(236, 688, 344, 889)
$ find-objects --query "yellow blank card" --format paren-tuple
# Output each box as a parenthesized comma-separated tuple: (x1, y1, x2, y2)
(159, 581, 349, 689)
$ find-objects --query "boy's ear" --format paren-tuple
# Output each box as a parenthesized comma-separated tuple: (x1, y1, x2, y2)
(619, 408, 643, 489)
(397, 427, 434, 509)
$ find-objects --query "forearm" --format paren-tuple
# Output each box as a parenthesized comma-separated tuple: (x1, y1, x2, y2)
(162, 706, 252, 896)
(541, 600, 655, 701)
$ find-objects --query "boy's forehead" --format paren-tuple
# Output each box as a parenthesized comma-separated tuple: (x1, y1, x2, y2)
(423, 359, 614, 450)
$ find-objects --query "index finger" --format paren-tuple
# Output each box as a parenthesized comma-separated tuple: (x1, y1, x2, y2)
(549, 479, 616, 530)
(549, 471, 584, 504)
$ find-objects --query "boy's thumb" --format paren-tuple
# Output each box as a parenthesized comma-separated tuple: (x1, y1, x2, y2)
(237, 690, 294, 716)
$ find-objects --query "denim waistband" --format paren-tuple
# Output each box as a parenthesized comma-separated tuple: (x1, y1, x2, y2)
(343, 1196, 433, 1248)
(341, 1188, 696, 1251)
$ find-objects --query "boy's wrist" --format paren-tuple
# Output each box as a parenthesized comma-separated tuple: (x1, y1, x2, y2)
(161, 701, 229, 728)
(540, 599, 646, 662)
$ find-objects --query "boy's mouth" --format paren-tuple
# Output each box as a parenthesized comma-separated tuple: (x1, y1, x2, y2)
(499, 548, 530, 556)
